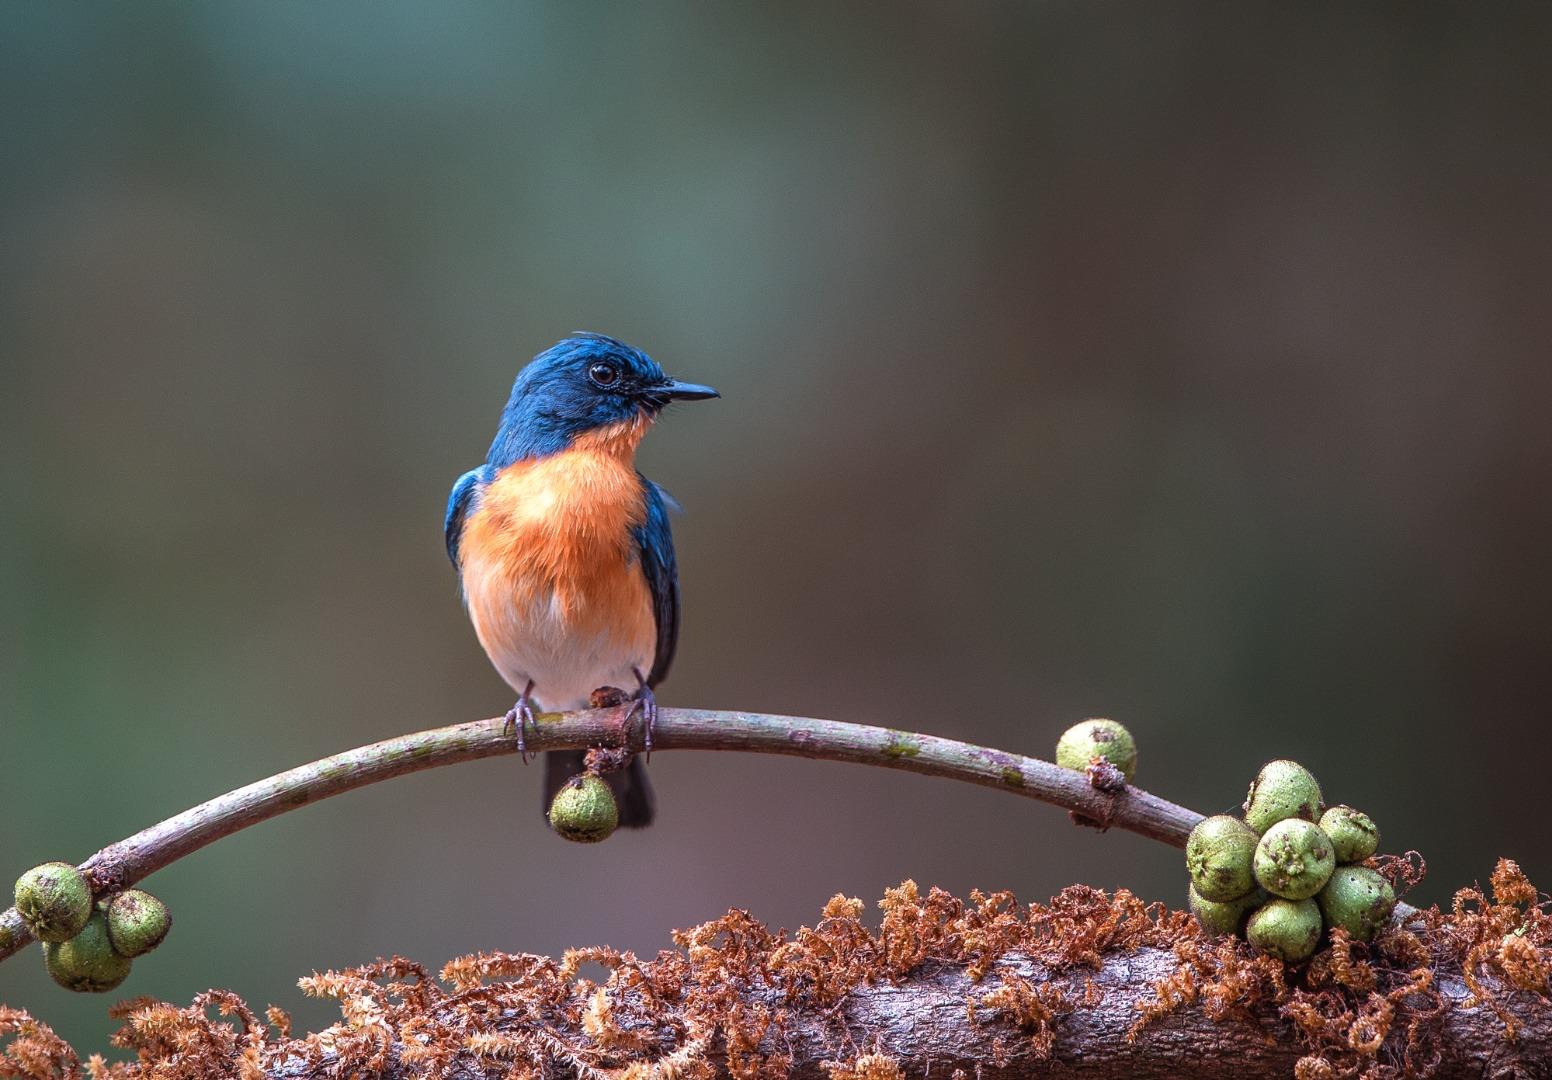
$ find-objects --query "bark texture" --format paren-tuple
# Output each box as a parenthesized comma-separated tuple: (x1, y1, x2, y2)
(258, 947, 1550, 1079)
(10, 872, 1550, 1080)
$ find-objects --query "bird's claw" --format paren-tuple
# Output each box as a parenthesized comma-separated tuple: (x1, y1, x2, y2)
(504, 681, 537, 763)
(629, 668, 657, 761)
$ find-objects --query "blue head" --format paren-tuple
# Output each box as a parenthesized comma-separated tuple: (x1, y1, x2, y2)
(486, 333, 718, 467)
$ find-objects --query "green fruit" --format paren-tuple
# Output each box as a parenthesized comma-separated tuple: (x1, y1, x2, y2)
(43, 912, 131, 993)
(1254, 818, 1336, 900)
(1246, 898, 1323, 962)
(1185, 815, 1260, 902)
(14, 863, 92, 944)
(1318, 866, 1396, 943)
(1319, 806, 1379, 864)
(548, 774, 619, 843)
(1189, 883, 1267, 937)
(1243, 760, 1323, 834)
(105, 890, 171, 958)
(1055, 719, 1136, 781)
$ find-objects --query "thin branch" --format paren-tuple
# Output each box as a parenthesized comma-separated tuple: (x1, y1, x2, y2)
(0, 707, 1201, 962)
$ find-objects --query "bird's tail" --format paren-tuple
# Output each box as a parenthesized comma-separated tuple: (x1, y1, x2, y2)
(543, 750, 655, 829)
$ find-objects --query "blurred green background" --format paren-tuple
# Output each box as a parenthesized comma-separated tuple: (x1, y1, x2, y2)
(3, 1, 1550, 1059)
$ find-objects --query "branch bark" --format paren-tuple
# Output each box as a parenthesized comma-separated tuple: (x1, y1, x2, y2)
(0, 708, 1201, 963)
(260, 943, 1548, 1079)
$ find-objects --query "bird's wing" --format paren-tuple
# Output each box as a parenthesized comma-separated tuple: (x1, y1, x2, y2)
(444, 466, 488, 569)
(634, 477, 681, 687)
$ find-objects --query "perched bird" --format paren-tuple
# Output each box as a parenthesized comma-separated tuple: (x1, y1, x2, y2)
(445, 333, 719, 827)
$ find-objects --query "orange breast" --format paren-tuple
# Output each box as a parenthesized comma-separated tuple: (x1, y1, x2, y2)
(457, 419, 658, 706)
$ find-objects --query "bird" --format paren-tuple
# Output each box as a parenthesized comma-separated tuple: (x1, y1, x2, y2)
(445, 333, 719, 828)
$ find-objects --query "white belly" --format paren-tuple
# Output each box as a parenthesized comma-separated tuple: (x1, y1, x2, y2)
(460, 549, 656, 712)
(456, 428, 661, 712)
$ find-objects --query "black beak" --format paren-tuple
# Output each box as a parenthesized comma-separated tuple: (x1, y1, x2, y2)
(658, 379, 720, 401)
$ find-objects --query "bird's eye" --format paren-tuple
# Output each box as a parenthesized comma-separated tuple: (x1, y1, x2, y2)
(588, 362, 621, 388)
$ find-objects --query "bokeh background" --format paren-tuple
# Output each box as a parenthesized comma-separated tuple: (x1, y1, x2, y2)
(3, 1, 1550, 1058)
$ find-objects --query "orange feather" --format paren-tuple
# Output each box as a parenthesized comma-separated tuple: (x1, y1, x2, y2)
(458, 418, 658, 708)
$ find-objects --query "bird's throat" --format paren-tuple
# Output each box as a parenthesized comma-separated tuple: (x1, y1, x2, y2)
(568, 415, 652, 461)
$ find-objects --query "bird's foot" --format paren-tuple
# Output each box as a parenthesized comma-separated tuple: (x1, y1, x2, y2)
(503, 680, 537, 763)
(628, 668, 657, 760)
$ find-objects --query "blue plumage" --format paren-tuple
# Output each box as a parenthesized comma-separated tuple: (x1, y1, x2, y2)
(485, 333, 669, 468)
(444, 465, 488, 569)
(445, 333, 718, 830)
(634, 478, 681, 687)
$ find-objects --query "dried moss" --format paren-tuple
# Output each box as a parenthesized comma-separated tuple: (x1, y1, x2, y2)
(3, 862, 1547, 1079)
(968, 973, 1071, 1059)
(0, 1006, 80, 1079)
(821, 1051, 903, 1080)
(1138, 856, 1552, 1076)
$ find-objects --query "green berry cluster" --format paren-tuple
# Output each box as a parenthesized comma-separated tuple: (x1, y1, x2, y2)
(547, 774, 620, 843)
(1186, 760, 1393, 962)
(13, 863, 171, 993)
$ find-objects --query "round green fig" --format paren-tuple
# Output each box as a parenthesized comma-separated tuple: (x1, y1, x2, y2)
(548, 774, 619, 843)
(105, 890, 171, 958)
(43, 912, 131, 993)
(1254, 818, 1336, 900)
(1319, 806, 1379, 864)
(1186, 815, 1260, 902)
(1243, 759, 1323, 834)
(1317, 866, 1396, 943)
(1246, 898, 1323, 962)
(14, 863, 92, 944)
(1055, 719, 1136, 781)
(1189, 883, 1267, 937)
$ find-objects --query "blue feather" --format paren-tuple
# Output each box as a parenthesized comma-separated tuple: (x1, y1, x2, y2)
(634, 477, 681, 687)
(444, 466, 488, 568)
(485, 334, 665, 469)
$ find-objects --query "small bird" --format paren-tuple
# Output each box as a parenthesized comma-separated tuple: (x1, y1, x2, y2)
(445, 333, 719, 827)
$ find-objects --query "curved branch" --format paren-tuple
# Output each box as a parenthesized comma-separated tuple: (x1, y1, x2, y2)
(0, 707, 1201, 962)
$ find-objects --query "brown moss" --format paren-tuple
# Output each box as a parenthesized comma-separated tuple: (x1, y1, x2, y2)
(106, 991, 266, 1080)
(1293, 1055, 1336, 1080)
(0, 1006, 80, 1079)
(1497, 934, 1548, 994)
(1137, 855, 1552, 1076)
(6, 863, 1549, 1079)
(1037, 884, 1191, 969)
(1490, 858, 1539, 908)
(968, 973, 1071, 1059)
(821, 1051, 903, 1080)
(1434, 857, 1552, 1041)
(1371, 849, 1428, 896)
(262, 1006, 291, 1040)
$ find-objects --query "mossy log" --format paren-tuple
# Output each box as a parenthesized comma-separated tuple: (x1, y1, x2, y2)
(253, 946, 1546, 1080)
(10, 867, 1540, 1080)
